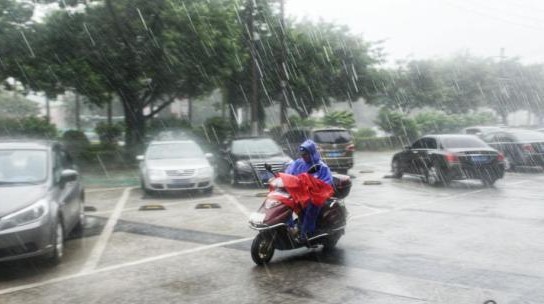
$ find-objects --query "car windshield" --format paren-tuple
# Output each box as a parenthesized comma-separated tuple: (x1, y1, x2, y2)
(313, 130, 352, 144)
(231, 138, 281, 155)
(513, 131, 544, 142)
(0, 150, 47, 184)
(146, 142, 203, 160)
(441, 137, 489, 149)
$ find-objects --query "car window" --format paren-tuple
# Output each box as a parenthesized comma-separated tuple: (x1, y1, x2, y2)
(231, 138, 282, 155)
(411, 139, 425, 149)
(0, 150, 48, 183)
(313, 130, 352, 144)
(512, 131, 544, 142)
(441, 137, 489, 149)
(496, 135, 514, 143)
(421, 138, 437, 149)
(146, 142, 204, 159)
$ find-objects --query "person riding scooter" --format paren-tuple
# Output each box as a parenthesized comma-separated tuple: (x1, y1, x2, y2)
(285, 139, 333, 241)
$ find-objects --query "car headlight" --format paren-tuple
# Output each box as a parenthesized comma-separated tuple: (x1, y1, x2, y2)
(236, 161, 252, 171)
(0, 199, 49, 231)
(148, 169, 166, 180)
(197, 166, 213, 177)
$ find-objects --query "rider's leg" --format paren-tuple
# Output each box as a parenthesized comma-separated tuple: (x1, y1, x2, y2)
(301, 203, 322, 238)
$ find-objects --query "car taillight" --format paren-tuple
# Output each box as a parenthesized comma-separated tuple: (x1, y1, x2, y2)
(346, 144, 355, 152)
(445, 153, 460, 164)
(522, 144, 535, 154)
(497, 153, 505, 162)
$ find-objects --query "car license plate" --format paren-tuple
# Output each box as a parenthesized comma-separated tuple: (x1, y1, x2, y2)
(328, 152, 342, 157)
(172, 179, 190, 184)
(471, 156, 489, 163)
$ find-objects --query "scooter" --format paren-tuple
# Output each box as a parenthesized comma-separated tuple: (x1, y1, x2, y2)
(249, 164, 351, 265)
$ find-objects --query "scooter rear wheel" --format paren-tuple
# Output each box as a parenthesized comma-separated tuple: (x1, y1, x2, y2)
(323, 231, 343, 252)
(251, 233, 275, 265)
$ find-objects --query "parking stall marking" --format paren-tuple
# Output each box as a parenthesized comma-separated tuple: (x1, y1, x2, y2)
(0, 236, 253, 296)
(80, 186, 135, 274)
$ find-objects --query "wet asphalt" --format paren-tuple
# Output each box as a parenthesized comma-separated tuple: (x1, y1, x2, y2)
(1, 151, 544, 304)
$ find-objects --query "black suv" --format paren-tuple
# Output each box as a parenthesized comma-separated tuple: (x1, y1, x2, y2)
(216, 136, 292, 186)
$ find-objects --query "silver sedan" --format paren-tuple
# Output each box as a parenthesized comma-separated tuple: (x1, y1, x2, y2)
(138, 140, 215, 195)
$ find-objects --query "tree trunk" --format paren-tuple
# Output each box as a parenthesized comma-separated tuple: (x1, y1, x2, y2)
(119, 90, 145, 155)
(107, 95, 112, 126)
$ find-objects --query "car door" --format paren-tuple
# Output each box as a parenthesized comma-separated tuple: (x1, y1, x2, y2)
(398, 139, 421, 174)
(53, 147, 80, 231)
(412, 138, 437, 175)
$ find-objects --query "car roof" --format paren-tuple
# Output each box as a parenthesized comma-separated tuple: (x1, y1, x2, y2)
(0, 139, 58, 150)
(148, 140, 197, 145)
(423, 134, 482, 140)
(232, 136, 274, 140)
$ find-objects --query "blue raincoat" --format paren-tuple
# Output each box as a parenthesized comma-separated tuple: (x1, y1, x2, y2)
(285, 140, 333, 185)
(285, 140, 333, 238)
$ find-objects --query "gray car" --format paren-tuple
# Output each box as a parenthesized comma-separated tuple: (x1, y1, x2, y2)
(0, 141, 85, 264)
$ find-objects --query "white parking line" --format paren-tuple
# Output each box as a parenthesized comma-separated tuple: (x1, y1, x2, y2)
(215, 185, 251, 218)
(0, 236, 253, 296)
(80, 187, 135, 273)
(85, 187, 128, 193)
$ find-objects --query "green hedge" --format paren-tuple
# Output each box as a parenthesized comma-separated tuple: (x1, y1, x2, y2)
(355, 136, 404, 151)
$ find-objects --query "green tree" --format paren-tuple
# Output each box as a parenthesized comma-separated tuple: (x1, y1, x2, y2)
(8, 0, 241, 151)
(0, 89, 39, 118)
(322, 110, 356, 129)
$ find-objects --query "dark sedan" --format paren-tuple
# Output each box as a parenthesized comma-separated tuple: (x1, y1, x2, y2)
(391, 135, 505, 186)
(216, 137, 292, 186)
(0, 141, 85, 264)
(481, 129, 544, 170)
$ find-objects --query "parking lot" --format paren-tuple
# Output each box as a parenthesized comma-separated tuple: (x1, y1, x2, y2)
(1, 151, 544, 304)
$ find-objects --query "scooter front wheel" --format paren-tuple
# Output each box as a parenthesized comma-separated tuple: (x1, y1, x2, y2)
(251, 233, 275, 265)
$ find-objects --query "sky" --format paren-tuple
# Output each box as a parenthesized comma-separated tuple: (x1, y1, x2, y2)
(286, 0, 544, 65)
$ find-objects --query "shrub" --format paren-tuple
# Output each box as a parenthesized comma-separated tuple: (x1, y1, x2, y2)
(62, 130, 90, 159)
(375, 109, 419, 143)
(0, 116, 57, 139)
(95, 122, 123, 146)
(322, 110, 356, 129)
(355, 127, 377, 138)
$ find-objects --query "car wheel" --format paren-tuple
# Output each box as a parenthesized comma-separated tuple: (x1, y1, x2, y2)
(482, 177, 497, 187)
(47, 221, 64, 265)
(141, 179, 153, 196)
(72, 196, 86, 236)
(229, 168, 238, 187)
(203, 186, 213, 195)
(392, 159, 403, 178)
(425, 165, 444, 186)
(504, 156, 515, 172)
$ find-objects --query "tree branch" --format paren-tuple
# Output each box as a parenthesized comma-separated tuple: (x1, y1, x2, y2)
(144, 94, 177, 118)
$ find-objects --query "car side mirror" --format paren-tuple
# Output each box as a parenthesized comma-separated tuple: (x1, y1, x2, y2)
(136, 155, 144, 161)
(205, 153, 213, 159)
(60, 169, 78, 186)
